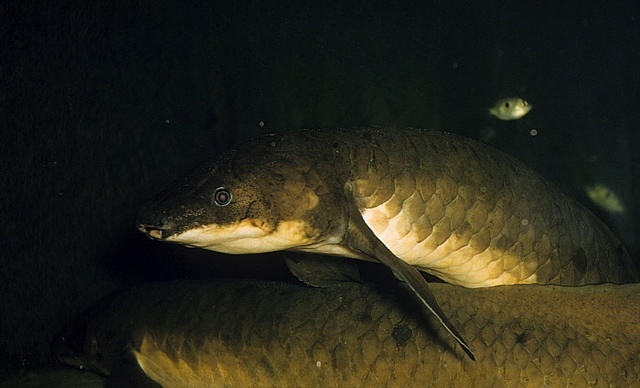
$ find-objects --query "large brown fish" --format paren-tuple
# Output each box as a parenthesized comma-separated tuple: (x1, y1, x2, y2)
(136, 127, 640, 359)
(54, 279, 640, 387)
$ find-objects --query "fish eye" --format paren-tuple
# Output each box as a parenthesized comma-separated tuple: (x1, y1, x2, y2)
(504, 102, 510, 108)
(213, 187, 232, 206)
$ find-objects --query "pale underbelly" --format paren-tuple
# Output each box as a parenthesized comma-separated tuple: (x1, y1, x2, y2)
(360, 205, 540, 288)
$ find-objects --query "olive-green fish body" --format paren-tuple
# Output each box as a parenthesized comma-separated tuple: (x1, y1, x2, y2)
(138, 128, 638, 288)
(55, 279, 640, 387)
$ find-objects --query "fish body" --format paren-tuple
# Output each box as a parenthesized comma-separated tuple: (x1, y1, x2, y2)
(136, 127, 639, 358)
(489, 97, 532, 120)
(55, 279, 640, 387)
(137, 128, 637, 288)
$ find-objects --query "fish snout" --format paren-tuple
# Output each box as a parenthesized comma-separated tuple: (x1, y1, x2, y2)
(136, 206, 178, 241)
(136, 204, 206, 241)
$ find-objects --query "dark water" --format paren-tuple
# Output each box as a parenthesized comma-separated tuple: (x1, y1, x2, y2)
(1, 0, 639, 380)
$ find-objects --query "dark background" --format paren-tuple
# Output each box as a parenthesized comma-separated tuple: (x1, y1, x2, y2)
(1, 0, 638, 378)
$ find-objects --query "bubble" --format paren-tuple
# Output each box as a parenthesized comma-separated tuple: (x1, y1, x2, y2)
(452, 62, 459, 69)
(271, 142, 276, 147)
(480, 186, 487, 193)
(259, 121, 265, 127)
(521, 219, 529, 226)
(529, 129, 538, 136)
(165, 119, 170, 124)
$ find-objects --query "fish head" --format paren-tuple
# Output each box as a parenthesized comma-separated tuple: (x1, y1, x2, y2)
(137, 137, 349, 254)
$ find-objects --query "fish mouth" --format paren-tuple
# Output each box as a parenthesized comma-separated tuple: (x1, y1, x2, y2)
(146, 229, 165, 240)
(137, 224, 174, 240)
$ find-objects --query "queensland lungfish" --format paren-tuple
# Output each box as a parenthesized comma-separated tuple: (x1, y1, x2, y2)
(54, 279, 640, 387)
(136, 127, 640, 359)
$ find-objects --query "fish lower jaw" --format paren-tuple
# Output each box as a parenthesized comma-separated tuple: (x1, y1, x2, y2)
(147, 229, 163, 240)
(164, 219, 321, 255)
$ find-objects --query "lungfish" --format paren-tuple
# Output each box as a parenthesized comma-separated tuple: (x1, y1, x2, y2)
(54, 278, 640, 387)
(136, 127, 640, 359)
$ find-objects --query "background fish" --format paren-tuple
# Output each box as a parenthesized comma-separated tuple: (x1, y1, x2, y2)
(489, 97, 533, 120)
(54, 278, 640, 387)
(585, 183, 626, 214)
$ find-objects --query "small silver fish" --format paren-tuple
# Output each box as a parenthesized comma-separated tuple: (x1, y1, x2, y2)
(489, 97, 532, 120)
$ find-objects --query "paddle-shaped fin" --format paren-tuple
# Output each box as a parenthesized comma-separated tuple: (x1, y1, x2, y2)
(342, 183, 476, 361)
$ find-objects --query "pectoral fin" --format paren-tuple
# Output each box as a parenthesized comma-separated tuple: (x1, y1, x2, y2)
(343, 183, 476, 361)
(285, 253, 362, 287)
